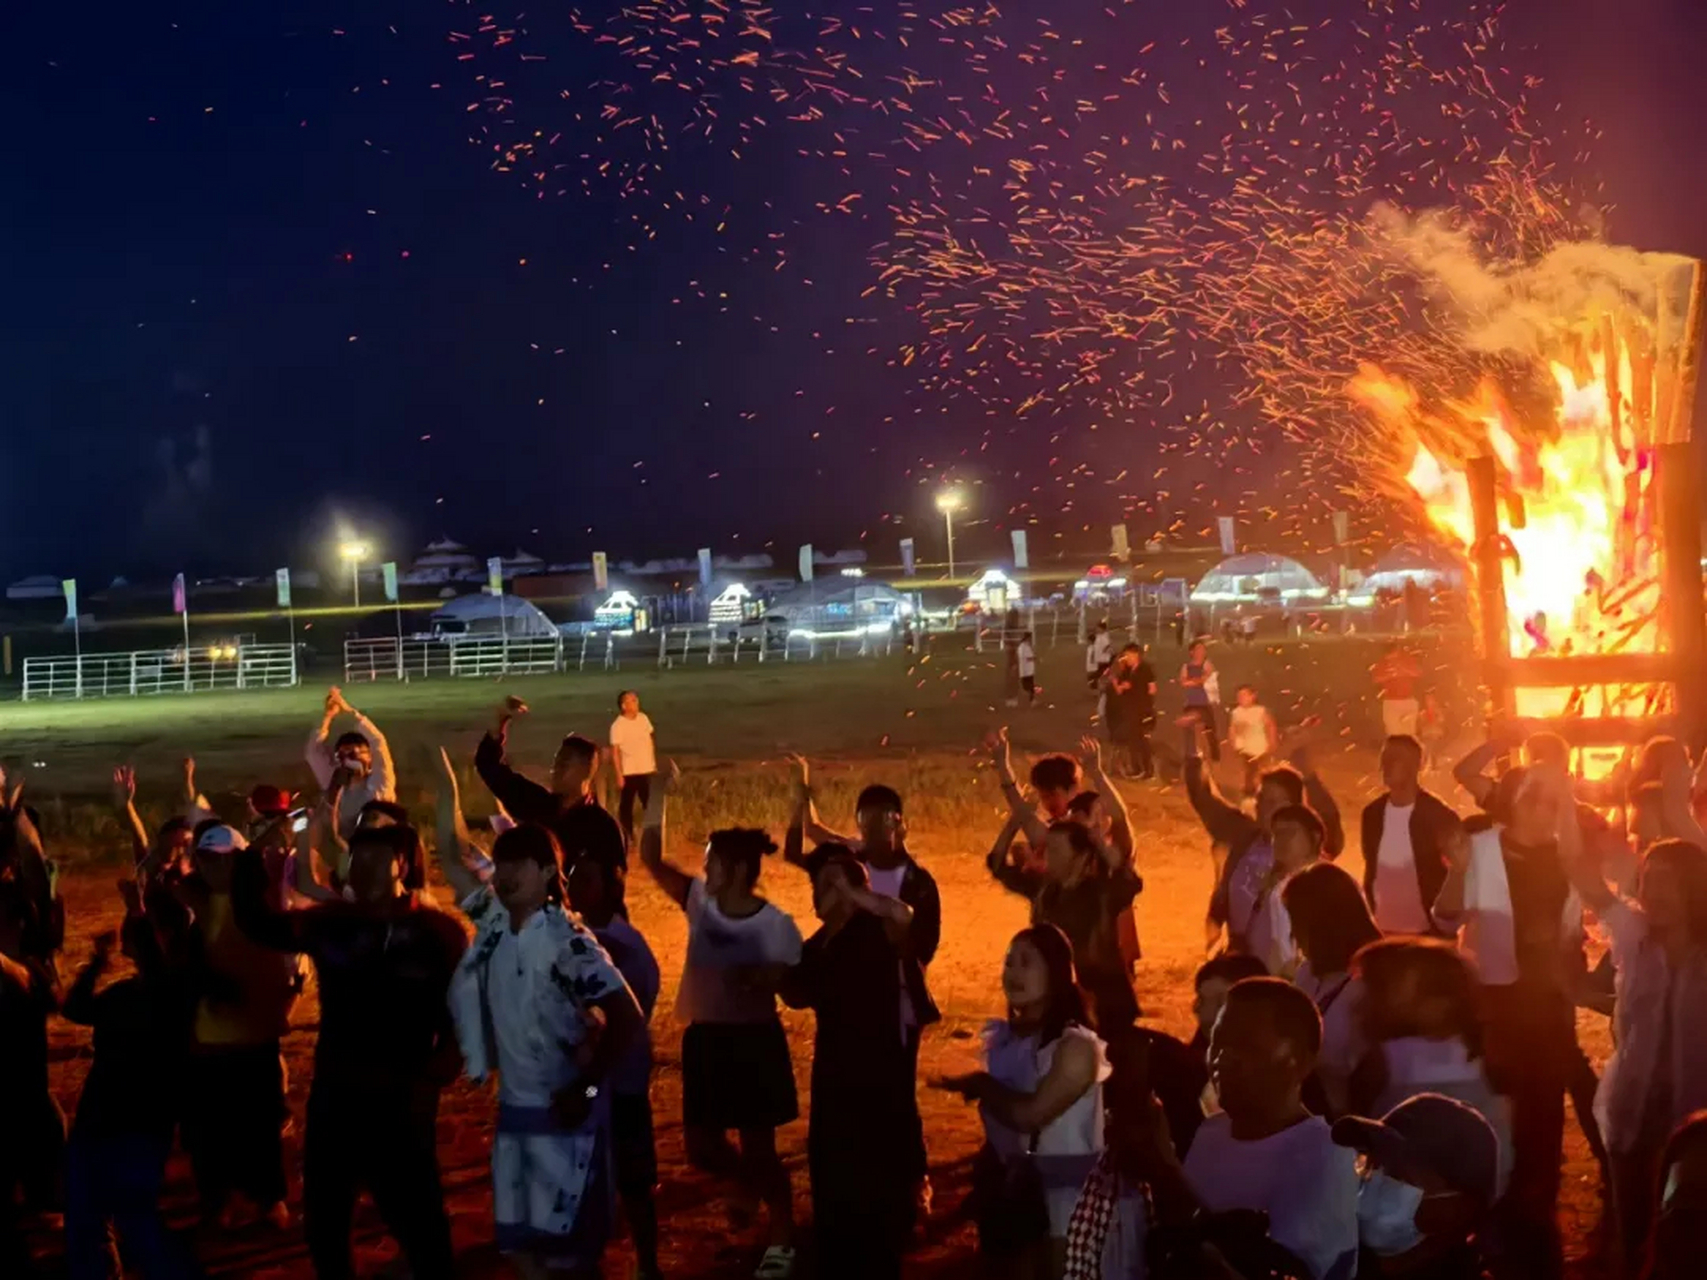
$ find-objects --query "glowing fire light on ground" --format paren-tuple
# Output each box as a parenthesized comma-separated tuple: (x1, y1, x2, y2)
(1350, 333, 1667, 730)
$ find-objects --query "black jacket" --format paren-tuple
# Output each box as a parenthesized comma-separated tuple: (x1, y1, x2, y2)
(798, 844, 941, 1029)
(1359, 789, 1460, 935)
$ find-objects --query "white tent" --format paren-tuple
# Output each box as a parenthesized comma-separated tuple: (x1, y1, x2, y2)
(766, 581, 911, 634)
(426, 592, 558, 640)
(1351, 542, 1466, 604)
(1190, 553, 1328, 604)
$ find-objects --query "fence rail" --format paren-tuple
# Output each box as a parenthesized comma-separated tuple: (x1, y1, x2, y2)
(21, 644, 299, 702)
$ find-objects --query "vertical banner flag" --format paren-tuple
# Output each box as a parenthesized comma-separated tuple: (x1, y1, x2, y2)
(382, 561, 399, 604)
(1217, 516, 1236, 556)
(900, 537, 916, 577)
(487, 557, 504, 595)
(62, 579, 77, 623)
(592, 552, 609, 592)
(1011, 529, 1030, 571)
(275, 568, 292, 609)
(1111, 524, 1130, 560)
(1331, 510, 1349, 546)
(697, 547, 713, 587)
(172, 573, 187, 614)
(799, 544, 814, 582)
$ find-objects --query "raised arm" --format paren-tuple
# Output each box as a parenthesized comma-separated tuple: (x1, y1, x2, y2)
(784, 754, 814, 870)
(1294, 750, 1345, 860)
(473, 697, 558, 825)
(305, 687, 343, 789)
(1453, 738, 1502, 810)
(292, 790, 344, 903)
(230, 837, 310, 954)
(351, 705, 395, 800)
(434, 747, 490, 903)
(1183, 755, 1252, 847)
(1080, 736, 1134, 862)
(789, 754, 856, 847)
(638, 762, 694, 908)
(111, 766, 149, 865)
(989, 728, 1050, 848)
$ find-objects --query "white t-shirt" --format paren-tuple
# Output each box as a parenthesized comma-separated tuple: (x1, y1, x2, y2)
(1372, 801, 1432, 934)
(1092, 632, 1112, 665)
(676, 878, 803, 1025)
(1018, 641, 1036, 679)
(1183, 1113, 1359, 1280)
(1229, 704, 1271, 758)
(609, 712, 657, 778)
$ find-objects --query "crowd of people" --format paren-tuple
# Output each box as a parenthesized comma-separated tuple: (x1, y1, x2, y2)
(2, 651, 1707, 1280)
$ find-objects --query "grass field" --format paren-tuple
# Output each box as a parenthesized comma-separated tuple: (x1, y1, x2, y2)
(14, 635, 1614, 1277)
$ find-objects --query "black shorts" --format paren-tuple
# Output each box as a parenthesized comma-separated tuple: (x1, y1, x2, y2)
(611, 1092, 657, 1198)
(681, 1020, 799, 1133)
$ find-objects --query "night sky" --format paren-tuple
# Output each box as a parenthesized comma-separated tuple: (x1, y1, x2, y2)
(8, 1, 1707, 582)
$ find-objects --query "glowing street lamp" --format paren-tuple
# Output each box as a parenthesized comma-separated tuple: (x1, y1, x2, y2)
(935, 490, 964, 579)
(339, 539, 371, 608)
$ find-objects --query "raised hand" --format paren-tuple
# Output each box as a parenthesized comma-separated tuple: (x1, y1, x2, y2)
(985, 726, 1014, 778)
(112, 765, 137, 810)
(1078, 734, 1104, 773)
(181, 756, 197, 800)
(784, 752, 810, 798)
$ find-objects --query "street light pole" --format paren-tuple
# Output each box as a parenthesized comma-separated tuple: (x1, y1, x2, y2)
(340, 539, 370, 609)
(935, 489, 964, 580)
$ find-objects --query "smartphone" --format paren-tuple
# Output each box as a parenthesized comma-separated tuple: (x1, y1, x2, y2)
(288, 807, 311, 834)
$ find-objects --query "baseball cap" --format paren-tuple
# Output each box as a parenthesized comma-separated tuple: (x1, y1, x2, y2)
(194, 823, 249, 856)
(248, 784, 294, 817)
(1332, 1093, 1499, 1208)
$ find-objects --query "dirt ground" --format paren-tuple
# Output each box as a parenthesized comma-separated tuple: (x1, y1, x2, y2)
(12, 637, 1616, 1277)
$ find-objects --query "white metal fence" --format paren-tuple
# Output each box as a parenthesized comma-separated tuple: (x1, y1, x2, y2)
(341, 625, 910, 685)
(21, 644, 299, 702)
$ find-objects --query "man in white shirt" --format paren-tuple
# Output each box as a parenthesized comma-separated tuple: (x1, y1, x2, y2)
(1086, 621, 1112, 689)
(306, 686, 396, 840)
(609, 690, 657, 849)
(1017, 632, 1038, 705)
(1141, 977, 1358, 1280)
(1359, 735, 1460, 937)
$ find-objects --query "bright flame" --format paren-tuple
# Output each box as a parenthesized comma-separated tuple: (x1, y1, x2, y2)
(1350, 335, 1666, 742)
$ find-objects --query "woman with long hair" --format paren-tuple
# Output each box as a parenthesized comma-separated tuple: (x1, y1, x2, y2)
(1567, 836, 1707, 1270)
(1350, 937, 1511, 1202)
(1281, 862, 1381, 1117)
(935, 925, 1112, 1280)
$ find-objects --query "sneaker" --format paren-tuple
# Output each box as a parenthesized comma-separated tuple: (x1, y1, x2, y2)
(754, 1246, 796, 1279)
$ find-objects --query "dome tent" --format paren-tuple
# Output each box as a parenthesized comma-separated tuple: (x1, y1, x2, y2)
(426, 592, 559, 639)
(1190, 553, 1328, 604)
(1353, 541, 1466, 603)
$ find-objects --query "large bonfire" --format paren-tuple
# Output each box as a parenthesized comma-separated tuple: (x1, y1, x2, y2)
(1345, 240, 1703, 734)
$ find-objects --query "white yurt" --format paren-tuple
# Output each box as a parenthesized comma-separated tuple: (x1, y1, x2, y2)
(1189, 553, 1328, 605)
(426, 592, 558, 640)
(1352, 542, 1466, 603)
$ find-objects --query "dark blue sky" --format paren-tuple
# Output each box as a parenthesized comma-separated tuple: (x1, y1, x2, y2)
(6, 1, 1707, 581)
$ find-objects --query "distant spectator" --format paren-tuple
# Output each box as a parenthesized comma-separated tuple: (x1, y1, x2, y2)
(609, 690, 658, 850)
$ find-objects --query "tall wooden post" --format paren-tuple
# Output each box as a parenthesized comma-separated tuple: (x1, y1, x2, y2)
(1659, 443, 1707, 753)
(1467, 455, 1512, 720)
